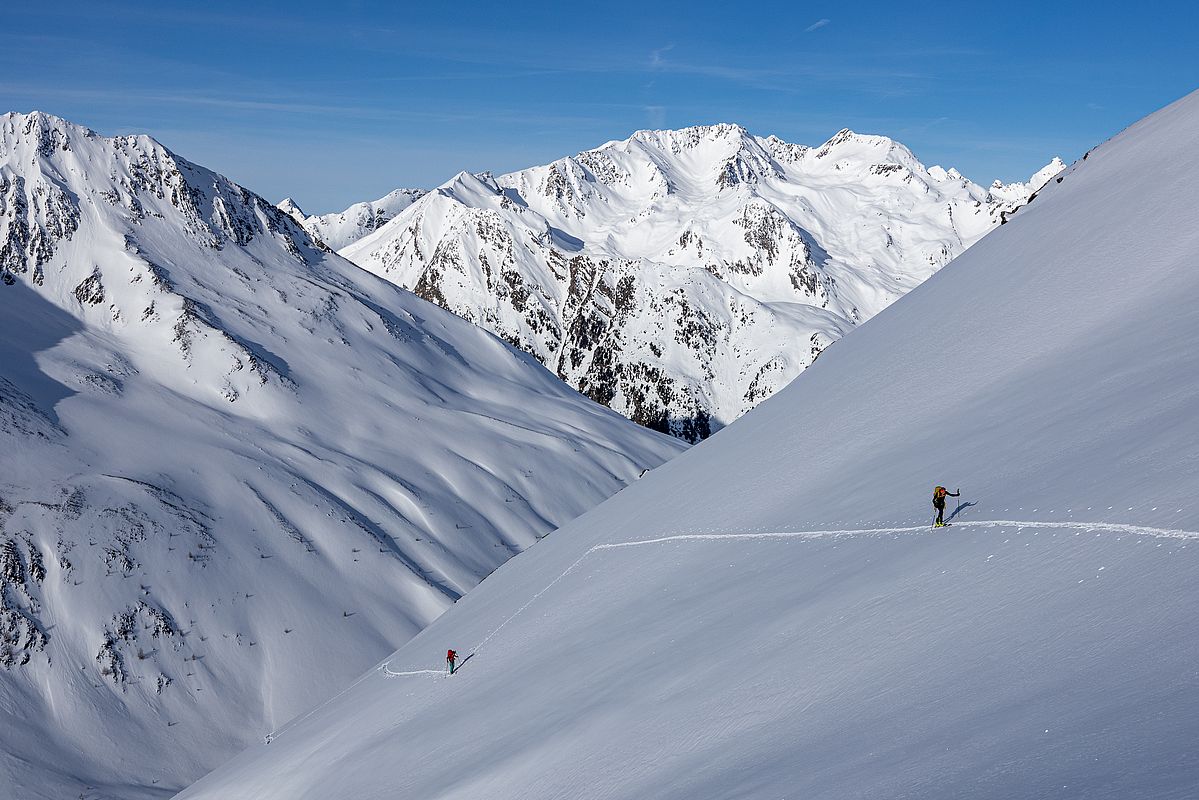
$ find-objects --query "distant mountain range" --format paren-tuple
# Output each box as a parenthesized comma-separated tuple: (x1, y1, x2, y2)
(291, 125, 1062, 440)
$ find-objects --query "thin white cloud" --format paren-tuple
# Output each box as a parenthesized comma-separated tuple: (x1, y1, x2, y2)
(805, 18, 830, 33)
(0, 84, 615, 128)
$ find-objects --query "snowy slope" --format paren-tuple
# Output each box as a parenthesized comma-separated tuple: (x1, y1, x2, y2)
(180, 90, 1199, 800)
(342, 126, 1061, 440)
(278, 188, 426, 251)
(0, 112, 682, 799)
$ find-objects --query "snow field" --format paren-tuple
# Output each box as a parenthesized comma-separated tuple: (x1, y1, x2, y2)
(183, 516, 1199, 800)
(372, 514, 1199, 683)
(180, 89, 1199, 799)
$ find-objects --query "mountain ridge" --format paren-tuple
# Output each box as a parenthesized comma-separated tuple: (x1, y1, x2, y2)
(338, 122, 1062, 440)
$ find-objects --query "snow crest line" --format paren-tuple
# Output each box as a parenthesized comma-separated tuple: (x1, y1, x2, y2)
(368, 518, 1197, 686)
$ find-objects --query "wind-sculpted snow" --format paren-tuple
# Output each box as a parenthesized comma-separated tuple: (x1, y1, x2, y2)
(0, 112, 682, 799)
(180, 90, 1199, 800)
(343, 125, 1061, 440)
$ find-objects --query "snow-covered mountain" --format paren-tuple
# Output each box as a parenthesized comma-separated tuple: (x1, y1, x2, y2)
(987, 156, 1066, 204)
(0, 112, 682, 799)
(341, 125, 1062, 440)
(279, 188, 426, 251)
(179, 90, 1199, 800)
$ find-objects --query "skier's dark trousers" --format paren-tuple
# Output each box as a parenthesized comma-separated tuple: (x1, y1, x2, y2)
(932, 486, 959, 527)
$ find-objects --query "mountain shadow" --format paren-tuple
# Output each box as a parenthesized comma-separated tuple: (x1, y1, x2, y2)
(0, 280, 83, 429)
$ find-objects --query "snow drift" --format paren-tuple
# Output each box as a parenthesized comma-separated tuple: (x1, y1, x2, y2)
(0, 112, 682, 799)
(180, 90, 1199, 800)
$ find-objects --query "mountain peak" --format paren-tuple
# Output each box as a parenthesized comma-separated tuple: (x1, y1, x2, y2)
(632, 122, 749, 140)
(987, 157, 1067, 203)
(277, 197, 307, 219)
(437, 170, 502, 201)
(814, 127, 901, 155)
(2, 109, 91, 132)
(624, 123, 755, 156)
(1, 110, 99, 155)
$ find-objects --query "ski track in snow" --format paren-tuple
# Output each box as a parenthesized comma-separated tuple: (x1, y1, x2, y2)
(379, 519, 1197, 674)
(267, 517, 1196, 745)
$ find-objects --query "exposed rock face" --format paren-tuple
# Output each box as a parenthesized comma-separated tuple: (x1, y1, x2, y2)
(344, 125, 1062, 440)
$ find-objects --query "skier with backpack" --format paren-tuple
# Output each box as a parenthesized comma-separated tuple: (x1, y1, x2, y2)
(446, 649, 457, 674)
(932, 485, 960, 527)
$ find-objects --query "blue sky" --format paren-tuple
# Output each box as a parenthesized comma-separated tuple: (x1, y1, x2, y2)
(4, 1, 1196, 213)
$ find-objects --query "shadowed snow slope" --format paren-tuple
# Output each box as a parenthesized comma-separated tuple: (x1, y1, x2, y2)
(178, 90, 1199, 799)
(0, 112, 682, 799)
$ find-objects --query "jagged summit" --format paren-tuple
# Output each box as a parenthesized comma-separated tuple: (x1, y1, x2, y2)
(612, 123, 917, 173)
(1, 110, 316, 376)
(628, 122, 751, 147)
(1, 109, 98, 139)
(988, 156, 1069, 203)
(341, 124, 1063, 441)
(277, 197, 307, 219)
(437, 169, 502, 198)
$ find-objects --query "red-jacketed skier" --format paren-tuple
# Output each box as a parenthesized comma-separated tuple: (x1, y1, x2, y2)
(446, 649, 458, 674)
(932, 486, 960, 527)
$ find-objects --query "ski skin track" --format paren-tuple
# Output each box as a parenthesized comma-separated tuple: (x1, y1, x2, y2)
(262, 517, 1195, 745)
(368, 517, 1196, 668)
